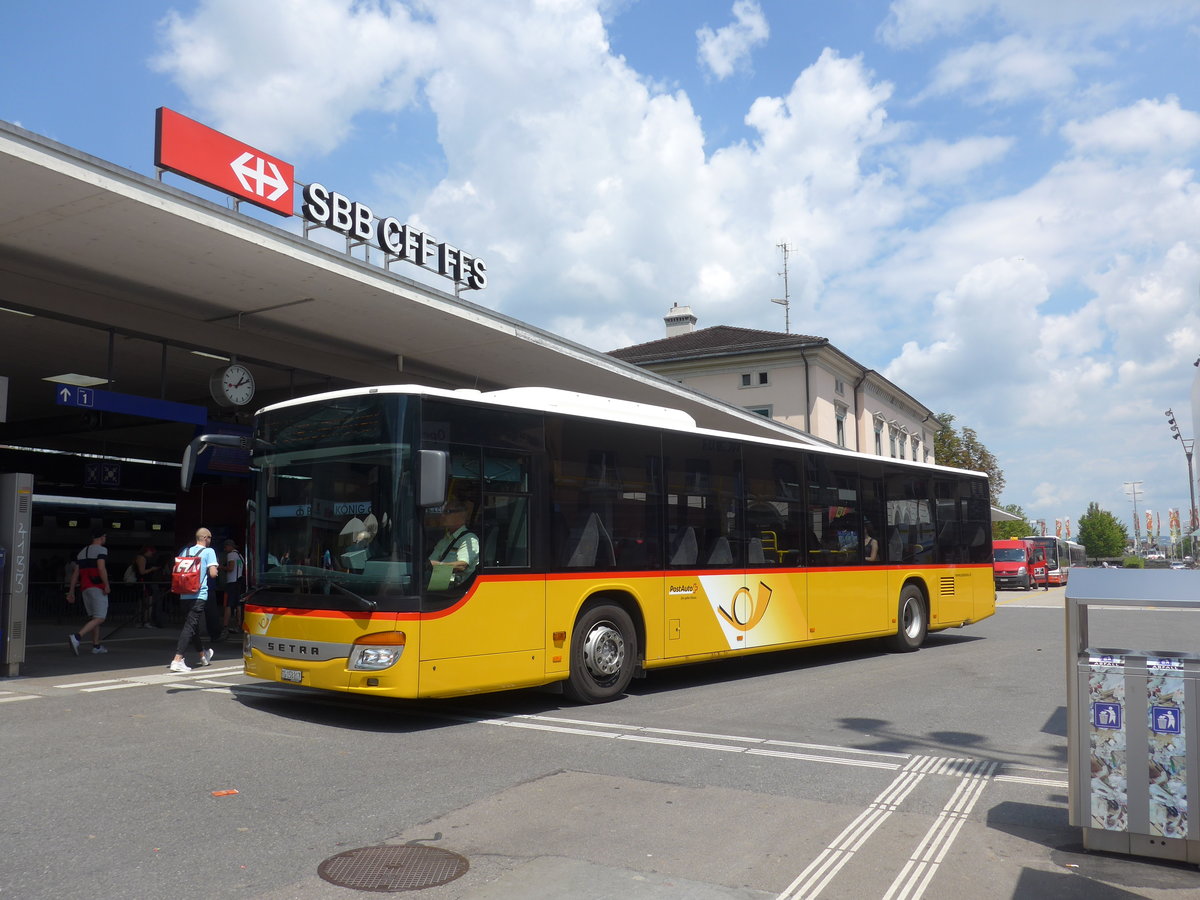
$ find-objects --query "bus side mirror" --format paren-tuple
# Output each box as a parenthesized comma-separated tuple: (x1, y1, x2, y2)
(181, 433, 252, 491)
(419, 450, 448, 508)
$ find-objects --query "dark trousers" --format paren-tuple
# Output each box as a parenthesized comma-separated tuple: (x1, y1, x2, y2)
(174, 598, 222, 657)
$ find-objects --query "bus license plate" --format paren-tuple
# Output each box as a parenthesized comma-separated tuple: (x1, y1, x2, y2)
(281, 667, 303, 683)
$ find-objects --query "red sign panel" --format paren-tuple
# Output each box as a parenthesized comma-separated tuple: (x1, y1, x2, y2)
(154, 107, 294, 216)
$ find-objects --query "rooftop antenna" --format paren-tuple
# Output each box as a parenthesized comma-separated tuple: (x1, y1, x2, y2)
(770, 241, 792, 333)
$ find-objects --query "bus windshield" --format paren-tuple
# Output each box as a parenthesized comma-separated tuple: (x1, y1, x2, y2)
(993, 548, 1026, 562)
(253, 394, 418, 606)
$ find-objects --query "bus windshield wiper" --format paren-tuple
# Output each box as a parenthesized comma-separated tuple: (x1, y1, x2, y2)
(328, 579, 377, 611)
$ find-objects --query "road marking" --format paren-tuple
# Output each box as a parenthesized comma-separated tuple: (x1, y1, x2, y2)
(0, 694, 38, 704)
(56, 664, 244, 692)
(994, 774, 1067, 788)
(82, 682, 143, 692)
(776, 757, 933, 899)
(523, 714, 909, 759)
(882, 759, 997, 900)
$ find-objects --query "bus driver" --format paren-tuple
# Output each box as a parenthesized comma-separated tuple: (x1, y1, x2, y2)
(428, 502, 479, 590)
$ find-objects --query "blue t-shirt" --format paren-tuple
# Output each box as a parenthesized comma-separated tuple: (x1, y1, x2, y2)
(180, 545, 220, 601)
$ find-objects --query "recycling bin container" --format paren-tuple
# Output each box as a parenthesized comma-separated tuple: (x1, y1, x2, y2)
(1067, 568, 1200, 862)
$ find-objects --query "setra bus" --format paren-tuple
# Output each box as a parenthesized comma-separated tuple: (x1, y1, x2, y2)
(184, 385, 995, 703)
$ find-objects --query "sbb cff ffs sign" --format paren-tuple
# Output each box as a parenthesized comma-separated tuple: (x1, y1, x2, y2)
(155, 107, 294, 216)
(152, 107, 486, 289)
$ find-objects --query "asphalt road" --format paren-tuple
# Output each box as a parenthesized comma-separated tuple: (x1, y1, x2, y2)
(3, 587, 1200, 899)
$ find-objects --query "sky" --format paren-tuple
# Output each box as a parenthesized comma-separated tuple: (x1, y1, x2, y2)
(4, 0, 1200, 542)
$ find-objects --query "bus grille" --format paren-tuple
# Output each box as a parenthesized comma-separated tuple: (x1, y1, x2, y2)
(939, 577, 956, 596)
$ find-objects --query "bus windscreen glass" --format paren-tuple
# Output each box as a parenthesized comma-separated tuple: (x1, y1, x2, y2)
(253, 394, 417, 603)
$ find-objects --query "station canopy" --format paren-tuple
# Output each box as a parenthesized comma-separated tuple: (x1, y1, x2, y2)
(0, 120, 816, 468)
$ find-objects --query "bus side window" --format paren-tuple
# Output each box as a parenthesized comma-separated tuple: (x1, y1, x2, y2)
(481, 495, 530, 568)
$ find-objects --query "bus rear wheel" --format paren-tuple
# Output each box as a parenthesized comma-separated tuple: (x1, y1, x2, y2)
(886, 585, 927, 652)
(563, 603, 637, 704)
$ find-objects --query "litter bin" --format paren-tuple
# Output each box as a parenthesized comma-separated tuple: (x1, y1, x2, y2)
(1066, 569, 1200, 862)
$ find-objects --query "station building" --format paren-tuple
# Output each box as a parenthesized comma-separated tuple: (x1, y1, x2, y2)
(610, 304, 941, 462)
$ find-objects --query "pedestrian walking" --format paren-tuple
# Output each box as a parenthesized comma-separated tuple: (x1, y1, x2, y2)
(65, 527, 110, 655)
(168, 528, 221, 673)
(132, 545, 163, 628)
(220, 538, 245, 639)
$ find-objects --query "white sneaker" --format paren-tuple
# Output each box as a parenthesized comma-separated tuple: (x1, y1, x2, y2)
(168, 659, 191, 673)
(91, 645, 108, 654)
(198, 648, 215, 667)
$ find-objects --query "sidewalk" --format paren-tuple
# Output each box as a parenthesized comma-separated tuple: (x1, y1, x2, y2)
(8, 615, 241, 682)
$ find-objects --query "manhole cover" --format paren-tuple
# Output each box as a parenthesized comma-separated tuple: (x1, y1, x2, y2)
(318, 845, 469, 892)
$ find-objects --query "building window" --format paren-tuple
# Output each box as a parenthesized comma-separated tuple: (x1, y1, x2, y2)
(741, 372, 768, 388)
(835, 406, 847, 447)
(889, 426, 897, 459)
(911, 438, 920, 461)
(758, 371, 769, 385)
(741, 373, 751, 387)
(745, 405, 772, 418)
(898, 432, 907, 459)
(835, 379, 845, 396)
(874, 419, 883, 456)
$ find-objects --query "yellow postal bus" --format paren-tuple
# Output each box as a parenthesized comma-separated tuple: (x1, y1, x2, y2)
(186, 385, 994, 703)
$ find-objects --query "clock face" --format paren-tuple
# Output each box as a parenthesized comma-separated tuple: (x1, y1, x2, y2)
(212, 364, 255, 407)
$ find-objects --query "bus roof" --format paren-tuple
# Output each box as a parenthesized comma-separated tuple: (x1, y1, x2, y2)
(257, 383, 987, 480)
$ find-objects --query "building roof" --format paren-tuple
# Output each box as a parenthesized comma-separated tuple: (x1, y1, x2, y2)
(609, 325, 827, 364)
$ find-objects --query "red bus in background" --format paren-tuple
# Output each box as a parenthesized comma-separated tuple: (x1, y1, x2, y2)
(1025, 535, 1070, 586)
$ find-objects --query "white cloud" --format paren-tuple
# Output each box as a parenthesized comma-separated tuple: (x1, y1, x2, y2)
(903, 135, 1014, 186)
(880, 0, 1196, 47)
(1063, 97, 1200, 157)
(922, 35, 1099, 105)
(696, 0, 769, 80)
(151, 0, 436, 157)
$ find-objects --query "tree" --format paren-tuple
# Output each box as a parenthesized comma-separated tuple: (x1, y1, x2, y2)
(993, 503, 1035, 540)
(1077, 502, 1128, 560)
(934, 413, 1006, 503)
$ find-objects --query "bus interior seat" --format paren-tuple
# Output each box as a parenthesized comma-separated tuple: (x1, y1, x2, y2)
(707, 535, 733, 565)
(566, 513, 615, 568)
(748, 538, 767, 565)
(966, 523, 986, 547)
(669, 527, 697, 566)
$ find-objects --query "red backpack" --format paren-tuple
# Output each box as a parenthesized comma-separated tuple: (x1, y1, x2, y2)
(171, 546, 204, 594)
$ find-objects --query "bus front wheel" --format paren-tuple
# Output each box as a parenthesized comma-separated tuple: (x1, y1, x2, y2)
(563, 603, 637, 703)
(886, 585, 927, 652)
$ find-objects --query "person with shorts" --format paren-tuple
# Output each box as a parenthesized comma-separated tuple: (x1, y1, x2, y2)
(220, 538, 245, 639)
(66, 528, 110, 655)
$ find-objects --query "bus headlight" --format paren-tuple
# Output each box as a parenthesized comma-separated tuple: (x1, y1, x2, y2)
(349, 631, 407, 671)
(1017, 566, 1027, 575)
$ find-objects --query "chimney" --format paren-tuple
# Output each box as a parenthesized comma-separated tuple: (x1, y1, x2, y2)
(664, 303, 697, 338)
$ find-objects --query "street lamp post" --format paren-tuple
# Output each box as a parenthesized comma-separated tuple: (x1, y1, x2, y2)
(1165, 409, 1198, 549)
(1124, 481, 1144, 552)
